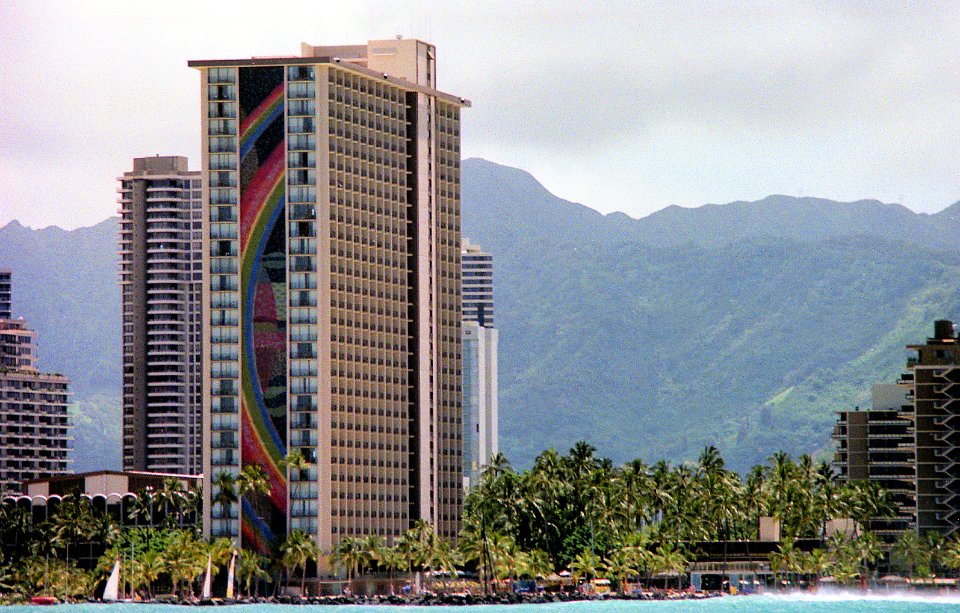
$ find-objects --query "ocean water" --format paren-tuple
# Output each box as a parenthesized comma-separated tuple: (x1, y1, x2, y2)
(8, 592, 960, 613)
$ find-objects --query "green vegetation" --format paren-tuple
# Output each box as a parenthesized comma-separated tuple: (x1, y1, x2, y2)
(6, 443, 960, 600)
(4, 160, 960, 473)
(461, 443, 893, 587)
(462, 158, 960, 471)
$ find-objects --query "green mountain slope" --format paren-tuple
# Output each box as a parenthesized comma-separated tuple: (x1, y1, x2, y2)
(461, 158, 960, 471)
(0, 218, 121, 472)
(3, 158, 959, 474)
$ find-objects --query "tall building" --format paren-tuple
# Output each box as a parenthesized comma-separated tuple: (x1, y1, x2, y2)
(461, 239, 498, 489)
(118, 156, 203, 474)
(833, 384, 915, 542)
(190, 38, 468, 554)
(0, 269, 10, 320)
(0, 272, 70, 494)
(833, 319, 960, 539)
(902, 319, 960, 534)
(461, 239, 493, 327)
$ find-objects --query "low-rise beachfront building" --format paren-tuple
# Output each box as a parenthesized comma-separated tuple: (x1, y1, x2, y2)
(689, 538, 826, 592)
(3, 470, 201, 570)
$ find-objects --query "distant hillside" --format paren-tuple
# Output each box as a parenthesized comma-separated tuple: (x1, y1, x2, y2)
(461, 158, 960, 470)
(3, 159, 959, 473)
(0, 218, 121, 471)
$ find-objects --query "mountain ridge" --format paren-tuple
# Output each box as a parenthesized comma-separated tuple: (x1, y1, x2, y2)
(3, 157, 960, 472)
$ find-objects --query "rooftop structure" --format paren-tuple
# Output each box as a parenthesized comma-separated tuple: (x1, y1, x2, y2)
(462, 239, 494, 328)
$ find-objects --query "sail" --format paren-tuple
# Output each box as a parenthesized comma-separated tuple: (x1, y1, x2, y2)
(226, 552, 236, 599)
(103, 556, 121, 602)
(202, 554, 212, 599)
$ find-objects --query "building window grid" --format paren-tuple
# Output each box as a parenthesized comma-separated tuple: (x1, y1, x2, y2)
(284, 68, 320, 535)
(325, 69, 416, 533)
(206, 68, 240, 539)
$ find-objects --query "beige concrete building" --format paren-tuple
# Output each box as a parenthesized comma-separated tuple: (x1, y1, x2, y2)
(190, 38, 468, 555)
(118, 156, 203, 475)
(0, 272, 70, 494)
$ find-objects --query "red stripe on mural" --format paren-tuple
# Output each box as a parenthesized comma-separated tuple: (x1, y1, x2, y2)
(240, 403, 288, 511)
(240, 144, 286, 248)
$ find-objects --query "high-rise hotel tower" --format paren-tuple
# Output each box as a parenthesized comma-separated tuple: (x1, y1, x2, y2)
(118, 156, 203, 475)
(190, 39, 468, 553)
(461, 239, 498, 490)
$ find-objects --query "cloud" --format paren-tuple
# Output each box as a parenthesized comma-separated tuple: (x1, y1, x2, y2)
(0, 1, 957, 228)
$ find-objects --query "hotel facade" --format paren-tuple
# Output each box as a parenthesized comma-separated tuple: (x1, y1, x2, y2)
(190, 39, 467, 554)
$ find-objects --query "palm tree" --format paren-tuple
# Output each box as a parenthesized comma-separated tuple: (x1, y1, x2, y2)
(237, 463, 272, 534)
(360, 535, 385, 574)
(280, 529, 319, 595)
(163, 530, 207, 598)
(651, 541, 688, 590)
(237, 464, 272, 499)
(924, 532, 946, 578)
(282, 450, 310, 519)
(212, 471, 238, 538)
(803, 548, 830, 587)
(569, 547, 599, 585)
(602, 549, 635, 594)
(852, 531, 882, 582)
(941, 534, 960, 579)
(377, 546, 405, 594)
(158, 478, 187, 528)
(424, 537, 460, 579)
(891, 530, 928, 578)
(237, 550, 270, 597)
(45, 494, 98, 574)
(331, 537, 363, 584)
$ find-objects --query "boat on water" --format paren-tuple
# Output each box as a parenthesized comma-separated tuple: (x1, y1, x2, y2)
(103, 555, 121, 602)
(30, 596, 58, 605)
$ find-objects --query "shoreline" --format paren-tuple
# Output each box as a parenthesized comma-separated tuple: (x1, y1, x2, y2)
(8, 590, 723, 607)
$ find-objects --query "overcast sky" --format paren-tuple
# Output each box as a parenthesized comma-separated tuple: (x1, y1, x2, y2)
(1, 1, 958, 229)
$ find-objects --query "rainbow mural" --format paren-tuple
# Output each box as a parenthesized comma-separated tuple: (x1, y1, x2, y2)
(238, 66, 287, 554)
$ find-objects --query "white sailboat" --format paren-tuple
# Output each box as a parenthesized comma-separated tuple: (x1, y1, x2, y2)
(103, 556, 121, 602)
(226, 551, 236, 600)
(202, 554, 213, 599)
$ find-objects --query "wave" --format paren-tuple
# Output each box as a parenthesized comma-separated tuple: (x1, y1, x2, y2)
(761, 589, 960, 605)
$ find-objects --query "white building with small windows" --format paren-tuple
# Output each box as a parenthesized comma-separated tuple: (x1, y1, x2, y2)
(118, 156, 203, 475)
(461, 239, 498, 490)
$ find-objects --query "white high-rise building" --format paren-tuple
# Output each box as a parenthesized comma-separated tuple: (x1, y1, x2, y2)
(461, 239, 497, 489)
(118, 156, 204, 474)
